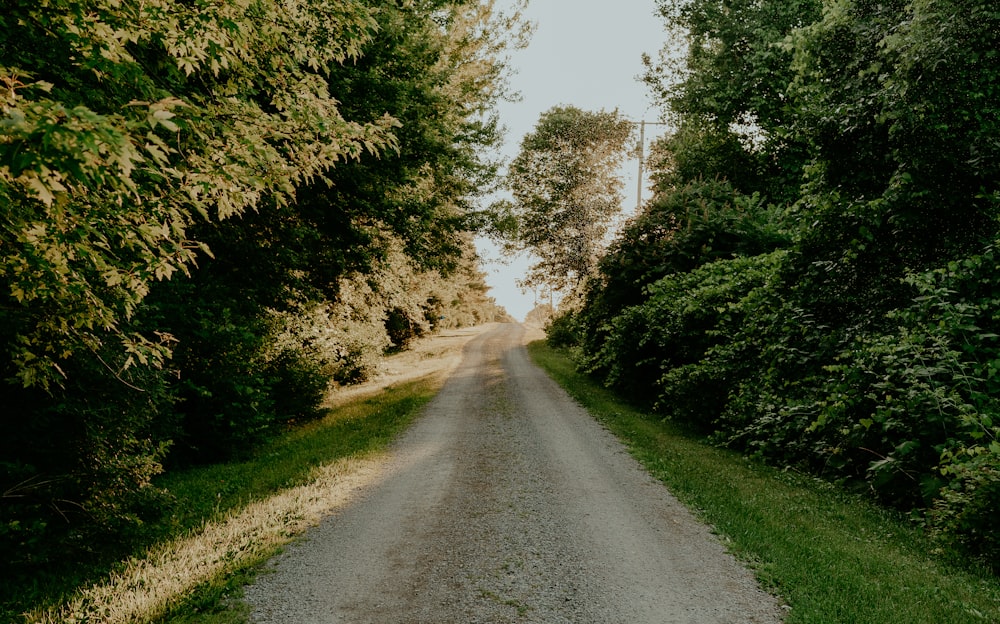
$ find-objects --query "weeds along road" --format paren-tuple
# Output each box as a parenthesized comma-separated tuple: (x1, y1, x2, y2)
(244, 323, 783, 623)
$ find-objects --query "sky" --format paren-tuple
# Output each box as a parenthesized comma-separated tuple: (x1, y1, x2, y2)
(476, 0, 675, 321)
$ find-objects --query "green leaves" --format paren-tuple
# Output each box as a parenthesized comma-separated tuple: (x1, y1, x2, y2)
(0, 1, 527, 600)
(574, 0, 1000, 570)
(0, 0, 401, 389)
(1, 93, 141, 204)
(504, 106, 633, 293)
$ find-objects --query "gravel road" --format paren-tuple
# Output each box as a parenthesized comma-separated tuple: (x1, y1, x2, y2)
(244, 323, 784, 623)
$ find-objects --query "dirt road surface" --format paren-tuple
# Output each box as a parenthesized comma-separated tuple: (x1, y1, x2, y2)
(244, 323, 784, 623)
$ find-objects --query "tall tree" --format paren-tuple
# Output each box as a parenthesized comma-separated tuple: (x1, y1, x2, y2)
(0, 0, 394, 574)
(503, 106, 632, 294)
(0, 0, 396, 390)
(643, 0, 821, 202)
(575, 0, 1000, 566)
(0, 0, 529, 586)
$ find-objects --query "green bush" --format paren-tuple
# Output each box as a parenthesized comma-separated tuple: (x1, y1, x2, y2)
(0, 340, 176, 580)
(591, 178, 790, 320)
(544, 311, 580, 348)
(585, 251, 786, 421)
(894, 250, 1000, 568)
(933, 449, 1000, 570)
(579, 236, 1000, 566)
(727, 245, 1000, 567)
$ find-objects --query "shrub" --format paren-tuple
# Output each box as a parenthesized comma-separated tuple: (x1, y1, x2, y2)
(0, 342, 176, 578)
(586, 251, 786, 420)
(544, 311, 580, 348)
(730, 244, 1000, 565)
(933, 447, 1000, 571)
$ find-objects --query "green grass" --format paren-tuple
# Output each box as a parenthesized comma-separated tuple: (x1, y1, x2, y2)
(7, 377, 439, 624)
(152, 379, 440, 624)
(17, 343, 1000, 624)
(157, 380, 436, 535)
(528, 340, 1000, 624)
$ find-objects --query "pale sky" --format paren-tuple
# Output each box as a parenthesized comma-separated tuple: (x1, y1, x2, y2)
(476, 0, 674, 322)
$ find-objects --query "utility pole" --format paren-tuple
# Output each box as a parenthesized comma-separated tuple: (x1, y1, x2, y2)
(632, 120, 668, 211)
(636, 120, 645, 211)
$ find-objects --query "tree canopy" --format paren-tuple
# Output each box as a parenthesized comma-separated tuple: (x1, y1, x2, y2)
(566, 0, 1000, 569)
(0, 0, 526, 599)
(0, 0, 403, 389)
(501, 105, 632, 294)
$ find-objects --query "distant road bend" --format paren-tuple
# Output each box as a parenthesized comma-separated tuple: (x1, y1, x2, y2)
(245, 323, 783, 623)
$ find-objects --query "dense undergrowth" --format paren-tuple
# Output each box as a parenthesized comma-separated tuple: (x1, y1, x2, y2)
(4, 376, 439, 624)
(531, 340, 1000, 623)
(564, 243, 1000, 568)
(558, 0, 1000, 569)
(0, 0, 520, 590)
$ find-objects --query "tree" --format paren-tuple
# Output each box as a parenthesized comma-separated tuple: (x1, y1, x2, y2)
(643, 0, 822, 203)
(0, 0, 394, 575)
(575, 0, 1000, 567)
(0, 0, 530, 590)
(0, 0, 397, 390)
(138, 0, 528, 462)
(503, 106, 632, 294)
(782, 0, 1000, 323)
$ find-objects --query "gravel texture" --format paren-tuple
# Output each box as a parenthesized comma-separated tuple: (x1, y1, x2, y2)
(244, 323, 784, 623)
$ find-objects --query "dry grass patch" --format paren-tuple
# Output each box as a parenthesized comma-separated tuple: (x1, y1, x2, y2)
(16, 325, 487, 624)
(28, 456, 388, 624)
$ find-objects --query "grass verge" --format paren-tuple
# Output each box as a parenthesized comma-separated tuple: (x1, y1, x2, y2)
(528, 340, 1000, 624)
(19, 376, 441, 624)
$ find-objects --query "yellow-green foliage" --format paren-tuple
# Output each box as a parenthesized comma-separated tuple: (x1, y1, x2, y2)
(0, 0, 525, 597)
